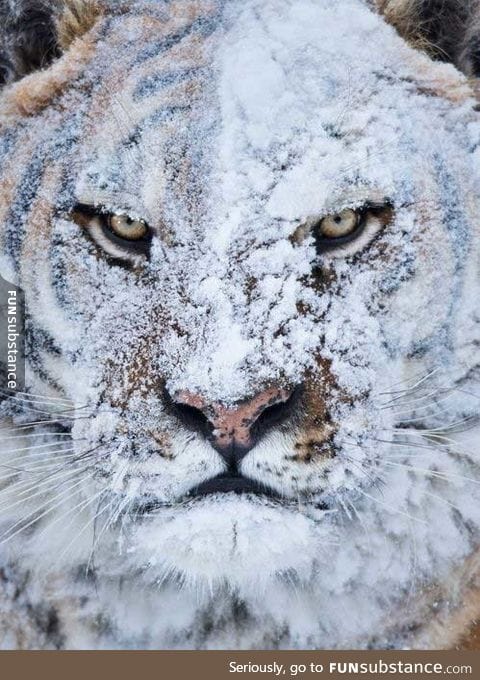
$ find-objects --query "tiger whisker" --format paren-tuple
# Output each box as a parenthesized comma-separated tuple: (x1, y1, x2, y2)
(338, 497, 353, 521)
(393, 417, 479, 435)
(2, 447, 77, 462)
(38, 483, 109, 551)
(341, 451, 379, 486)
(1, 446, 79, 463)
(368, 436, 478, 468)
(422, 490, 464, 513)
(0, 443, 104, 490)
(377, 367, 440, 399)
(379, 382, 480, 416)
(59, 487, 119, 564)
(385, 433, 479, 461)
(0, 454, 72, 486)
(383, 391, 460, 416)
(379, 388, 444, 410)
(0, 454, 99, 507)
(374, 435, 450, 452)
(0, 453, 92, 477)
(0, 432, 78, 441)
(1, 396, 92, 417)
(0, 458, 97, 512)
(380, 460, 480, 486)
(3, 405, 89, 418)
(391, 407, 467, 425)
(0, 388, 76, 404)
(1, 393, 78, 410)
(0, 441, 80, 456)
(345, 497, 374, 546)
(0, 452, 93, 486)
(0, 472, 95, 545)
(0, 448, 78, 470)
(88, 494, 125, 571)
(0, 416, 90, 430)
(384, 452, 448, 459)
(357, 488, 428, 525)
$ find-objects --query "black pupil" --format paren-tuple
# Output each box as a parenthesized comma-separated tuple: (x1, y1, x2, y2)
(334, 215, 342, 224)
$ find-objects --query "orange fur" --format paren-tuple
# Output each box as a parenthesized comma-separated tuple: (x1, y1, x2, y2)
(56, 0, 103, 51)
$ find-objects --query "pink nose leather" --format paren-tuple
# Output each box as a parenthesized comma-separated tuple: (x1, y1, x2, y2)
(175, 386, 292, 452)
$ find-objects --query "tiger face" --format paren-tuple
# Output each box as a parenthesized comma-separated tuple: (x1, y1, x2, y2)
(1, 0, 480, 634)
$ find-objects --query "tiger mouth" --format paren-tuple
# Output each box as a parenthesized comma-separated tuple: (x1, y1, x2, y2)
(186, 473, 282, 499)
(133, 474, 334, 516)
(185, 475, 331, 512)
(131, 474, 283, 515)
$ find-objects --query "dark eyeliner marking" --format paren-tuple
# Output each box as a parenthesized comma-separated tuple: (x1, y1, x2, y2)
(313, 200, 393, 254)
(71, 203, 152, 259)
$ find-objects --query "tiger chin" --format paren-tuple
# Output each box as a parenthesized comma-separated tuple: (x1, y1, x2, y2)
(0, 0, 480, 651)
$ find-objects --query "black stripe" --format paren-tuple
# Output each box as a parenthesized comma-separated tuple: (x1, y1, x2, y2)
(105, 103, 192, 192)
(0, 125, 21, 160)
(49, 232, 73, 313)
(133, 66, 208, 100)
(378, 251, 416, 296)
(3, 150, 46, 270)
(434, 154, 469, 264)
(24, 319, 63, 391)
(4, 107, 88, 271)
(134, 14, 219, 67)
(25, 321, 61, 358)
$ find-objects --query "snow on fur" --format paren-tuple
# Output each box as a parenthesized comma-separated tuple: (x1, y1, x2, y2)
(0, 0, 479, 649)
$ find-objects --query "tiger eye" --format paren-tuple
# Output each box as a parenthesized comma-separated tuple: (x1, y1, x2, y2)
(108, 214, 148, 241)
(318, 208, 359, 239)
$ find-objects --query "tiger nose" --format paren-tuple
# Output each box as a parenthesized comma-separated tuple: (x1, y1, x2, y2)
(170, 386, 295, 467)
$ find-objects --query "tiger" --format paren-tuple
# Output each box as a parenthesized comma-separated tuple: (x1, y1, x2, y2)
(0, 0, 479, 650)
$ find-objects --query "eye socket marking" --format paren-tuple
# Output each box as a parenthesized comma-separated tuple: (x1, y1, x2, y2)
(70, 200, 392, 264)
(313, 206, 366, 252)
(297, 201, 393, 256)
(70, 204, 153, 261)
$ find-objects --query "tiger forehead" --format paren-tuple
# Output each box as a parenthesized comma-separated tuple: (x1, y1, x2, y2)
(0, 0, 475, 124)
(48, 0, 474, 250)
(75, 4, 416, 224)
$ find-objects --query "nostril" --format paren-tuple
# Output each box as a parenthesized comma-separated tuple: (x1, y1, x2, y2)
(253, 387, 299, 435)
(255, 401, 287, 429)
(170, 401, 213, 436)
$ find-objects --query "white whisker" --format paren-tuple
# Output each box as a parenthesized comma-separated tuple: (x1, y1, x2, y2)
(0, 441, 78, 456)
(58, 487, 116, 563)
(0, 463, 94, 515)
(381, 461, 480, 486)
(422, 490, 464, 513)
(377, 368, 440, 402)
(0, 388, 74, 404)
(1, 417, 89, 430)
(0, 432, 75, 441)
(0, 473, 94, 545)
(357, 488, 427, 525)
(37, 483, 108, 548)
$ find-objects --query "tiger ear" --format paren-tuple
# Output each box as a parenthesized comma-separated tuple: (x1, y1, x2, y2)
(0, 0, 102, 87)
(0, 0, 61, 86)
(375, 0, 480, 77)
(56, 0, 102, 52)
